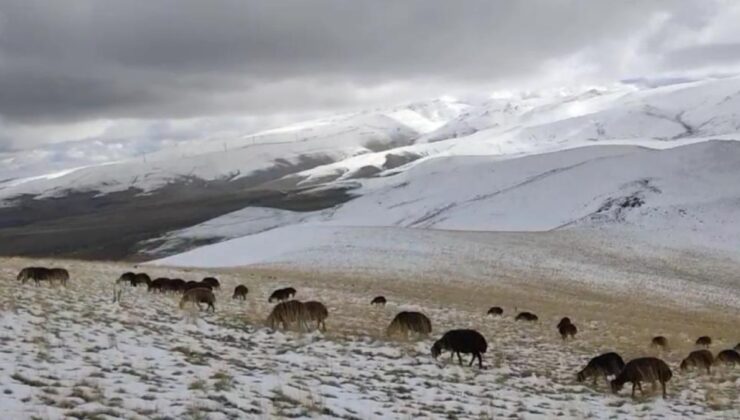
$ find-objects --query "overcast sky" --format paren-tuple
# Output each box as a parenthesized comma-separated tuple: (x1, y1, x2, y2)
(2, 0, 740, 153)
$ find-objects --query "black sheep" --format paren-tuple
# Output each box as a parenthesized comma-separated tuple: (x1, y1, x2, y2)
(577, 352, 625, 386)
(431, 329, 488, 368)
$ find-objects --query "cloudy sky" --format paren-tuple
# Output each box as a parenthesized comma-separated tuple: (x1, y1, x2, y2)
(2, 0, 740, 156)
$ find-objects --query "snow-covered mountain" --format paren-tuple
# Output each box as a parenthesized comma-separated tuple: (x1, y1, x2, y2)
(2, 76, 740, 260)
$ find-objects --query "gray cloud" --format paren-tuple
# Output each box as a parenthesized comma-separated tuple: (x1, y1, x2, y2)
(0, 0, 738, 149)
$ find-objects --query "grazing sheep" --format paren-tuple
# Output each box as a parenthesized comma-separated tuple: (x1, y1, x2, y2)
(431, 329, 488, 368)
(17, 267, 46, 285)
(680, 350, 714, 374)
(18, 267, 68, 286)
(117, 272, 136, 285)
(169, 278, 186, 293)
(202, 277, 220, 289)
(577, 352, 626, 386)
(268, 288, 291, 303)
(233, 285, 248, 300)
(304, 301, 329, 332)
(715, 349, 740, 367)
(695, 336, 712, 348)
(47, 268, 69, 286)
(266, 300, 310, 331)
(651, 336, 668, 350)
(386, 311, 432, 338)
(371, 296, 387, 306)
(558, 323, 578, 340)
(132, 273, 151, 287)
(487, 307, 503, 316)
(184, 280, 212, 292)
(179, 288, 216, 312)
(148, 277, 170, 293)
(557, 317, 572, 329)
(611, 357, 672, 399)
(515, 312, 538, 322)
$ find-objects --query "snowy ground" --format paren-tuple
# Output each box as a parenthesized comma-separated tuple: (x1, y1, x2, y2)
(1, 257, 738, 419)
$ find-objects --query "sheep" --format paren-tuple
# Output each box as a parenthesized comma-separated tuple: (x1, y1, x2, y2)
(169, 278, 186, 293)
(266, 300, 310, 331)
(47, 268, 69, 286)
(577, 352, 626, 386)
(184, 280, 212, 292)
(487, 307, 503, 316)
(18, 267, 68, 286)
(18, 267, 49, 284)
(515, 312, 538, 322)
(650, 336, 668, 350)
(371, 296, 387, 306)
(132, 273, 151, 287)
(680, 350, 714, 374)
(304, 301, 329, 332)
(557, 317, 572, 329)
(431, 329, 488, 368)
(117, 272, 136, 285)
(179, 288, 216, 312)
(233, 285, 248, 300)
(715, 349, 740, 367)
(148, 277, 170, 293)
(202, 277, 220, 289)
(611, 357, 672, 399)
(268, 288, 291, 303)
(695, 336, 712, 348)
(386, 311, 432, 338)
(558, 323, 578, 340)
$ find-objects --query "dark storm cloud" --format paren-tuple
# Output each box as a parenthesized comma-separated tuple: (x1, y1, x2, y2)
(0, 0, 737, 149)
(0, 1, 670, 123)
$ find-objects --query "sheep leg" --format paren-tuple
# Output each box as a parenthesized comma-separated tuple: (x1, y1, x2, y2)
(469, 354, 475, 367)
(637, 381, 644, 396)
(661, 381, 667, 398)
(477, 353, 483, 369)
(631, 383, 636, 398)
(209, 302, 215, 312)
(457, 352, 463, 365)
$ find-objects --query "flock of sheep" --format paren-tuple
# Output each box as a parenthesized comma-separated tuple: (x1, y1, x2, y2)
(16, 265, 740, 400)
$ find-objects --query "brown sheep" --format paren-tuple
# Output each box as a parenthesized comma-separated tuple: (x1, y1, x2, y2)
(611, 357, 672, 398)
(148, 277, 170, 293)
(651, 336, 668, 350)
(184, 280, 212, 292)
(304, 301, 329, 332)
(557, 317, 572, 329)
(487, 307, 503, 316)
(202, 277, 220, 289)
(132, 273, 151, 287)
(695, 336, 712, 348)
(577, 352, 625, 386)
(558, 323, 578, 340)
(47, 268, 70, 286)
(386, 311, 432, 338)
(680, 350, 714, 374)
(266, 300, 310, 331)
(515, 312, 538, 322)
(117, 272, 136, 285)
(371, 296, 387, 306)
(715, 349, 740, 367)
(233, 285, 248, 300)
(431, 329, 487, 368)
(179, 288, 216, 312)
(268, 288, 291, 303)
(17, 267, 48, 285)
(169, 278, 186, 293)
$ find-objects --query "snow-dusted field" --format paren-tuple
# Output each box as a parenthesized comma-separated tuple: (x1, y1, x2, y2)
(1, 257, 738, 419)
